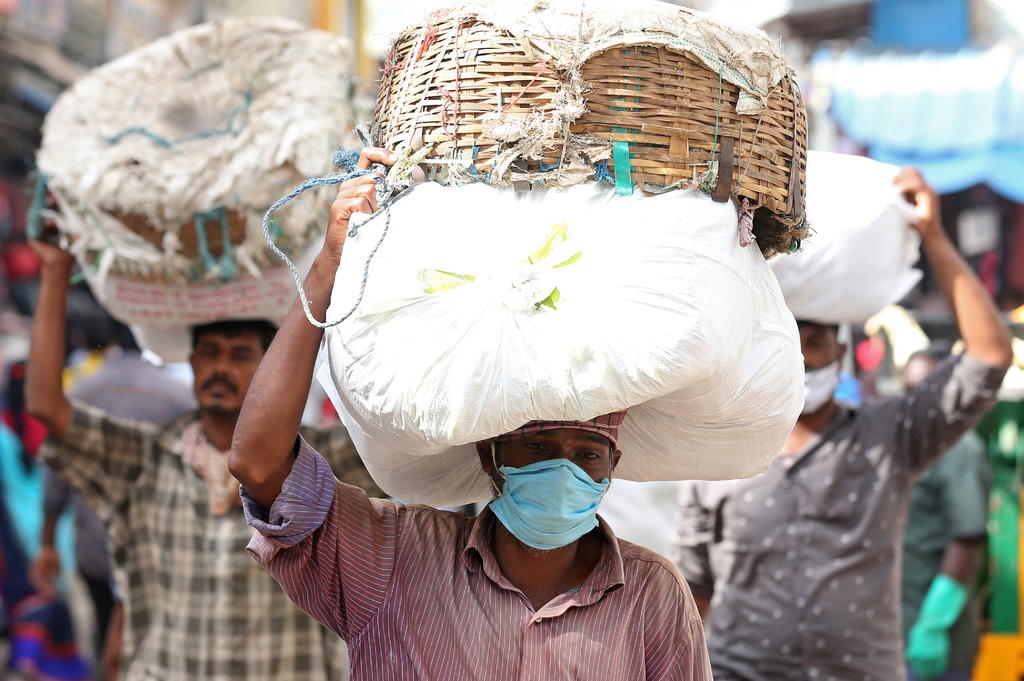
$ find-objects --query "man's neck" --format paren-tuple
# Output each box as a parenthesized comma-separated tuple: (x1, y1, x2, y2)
(783, 401, 838, 455)
(199, 411, 238, 452)
(491, 519, 603, 611)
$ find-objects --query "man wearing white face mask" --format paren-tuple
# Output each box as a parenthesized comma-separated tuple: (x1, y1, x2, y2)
(672, 168, 1013, 681)
(802, 359, 843, 414)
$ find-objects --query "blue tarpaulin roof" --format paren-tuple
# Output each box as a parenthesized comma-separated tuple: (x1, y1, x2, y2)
(824, 48, 1024, 199)
(871, 145, 1024, 202)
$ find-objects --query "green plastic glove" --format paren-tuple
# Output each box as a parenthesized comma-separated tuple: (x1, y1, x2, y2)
(907, 625, 949, 680)
(906, 574, 969, 680)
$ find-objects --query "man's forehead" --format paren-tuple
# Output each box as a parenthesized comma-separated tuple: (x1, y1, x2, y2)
(195, 331, 261, 348)
(520, 429, 611, 446)
(798, 322, 838, 342)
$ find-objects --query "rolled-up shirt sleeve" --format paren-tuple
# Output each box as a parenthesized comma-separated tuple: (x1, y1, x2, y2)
(242, 437, 402, 641)
(242, 439, 337, 550)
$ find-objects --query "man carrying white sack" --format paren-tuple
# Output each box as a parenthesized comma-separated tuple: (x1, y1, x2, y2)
(230, 147, 714, 681)
(26, 237, 384, 681)
(672, 168, 1013, 681)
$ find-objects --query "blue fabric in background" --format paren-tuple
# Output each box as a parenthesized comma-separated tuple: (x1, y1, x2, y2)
(822, 45, 1024, 201)
(0, 426, 75, 577)
(871, 146, 1024, 203)
(0, 425, 89, 680)
(871, 0, 968, 51)
(835, 370, 864, 407)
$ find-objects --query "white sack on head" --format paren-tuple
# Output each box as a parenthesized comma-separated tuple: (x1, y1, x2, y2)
(771, 152, 922, 324)
(320, 182, 803, 508)
(37, 17, 352, 361)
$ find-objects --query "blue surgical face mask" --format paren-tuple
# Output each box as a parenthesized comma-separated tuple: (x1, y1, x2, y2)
(489, 446, 611, 551)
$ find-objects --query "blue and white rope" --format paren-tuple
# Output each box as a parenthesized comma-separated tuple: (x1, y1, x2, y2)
(261, 149, 404, 329)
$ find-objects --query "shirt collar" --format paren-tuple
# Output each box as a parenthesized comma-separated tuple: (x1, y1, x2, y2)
(787, 403, 856, 468)
(461, 506, 626, 604)
(158, 412, 203, 458)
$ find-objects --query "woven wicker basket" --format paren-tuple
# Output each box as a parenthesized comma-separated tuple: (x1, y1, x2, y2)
(100, 208, 251, 284)
(112, 210, 246, 259)
(374, 5, 808, 257)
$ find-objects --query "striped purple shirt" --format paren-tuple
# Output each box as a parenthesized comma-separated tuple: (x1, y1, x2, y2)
(243, 438, 713, 680)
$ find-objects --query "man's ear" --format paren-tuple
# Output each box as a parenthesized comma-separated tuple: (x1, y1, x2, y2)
(476, 442, 494, 476)
(611, 449, 622, 471)
(477, 442, 503, 495)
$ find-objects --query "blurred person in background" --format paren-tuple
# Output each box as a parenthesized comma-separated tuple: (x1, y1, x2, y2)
(0, 364, 89, 680)
(30, 319, 195, 681)
(0, 163, 39, 317)
(900, 344, 990, 681)
(26, 231, 384, 681)
(3, 361, 47, 461)
(672, 169, 1013, 681)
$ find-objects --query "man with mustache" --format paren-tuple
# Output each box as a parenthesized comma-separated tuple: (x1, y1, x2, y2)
(26, 236, 382, 681)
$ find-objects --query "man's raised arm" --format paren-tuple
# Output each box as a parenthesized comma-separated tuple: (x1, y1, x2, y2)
(26, 238, 74, 439)
(895, 169, 1013, 368)
(229, 147, 395, 509)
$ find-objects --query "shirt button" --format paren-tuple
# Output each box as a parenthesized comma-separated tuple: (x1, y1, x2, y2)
(533, 617, 543, 623)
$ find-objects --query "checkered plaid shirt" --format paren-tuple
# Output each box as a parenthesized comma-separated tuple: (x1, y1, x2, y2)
(43, 400, 383, 681)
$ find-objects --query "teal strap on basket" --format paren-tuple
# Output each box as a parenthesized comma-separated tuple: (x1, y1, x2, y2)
(193, 207, 236, 282)
(193, 209, 219, 276)
(710, 70, 724, 168)
(104, 127, 174, 149)
(610, 49, 640, 196)
(216, 209, 237, 280)
(69, 246, 112, 285)
(612, 141, 632, 194)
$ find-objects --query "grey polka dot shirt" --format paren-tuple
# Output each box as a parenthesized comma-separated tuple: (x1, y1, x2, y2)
(672, 355, 1006, 681)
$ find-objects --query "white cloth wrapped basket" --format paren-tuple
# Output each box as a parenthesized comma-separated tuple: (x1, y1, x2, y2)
(320, 181, 804, 507)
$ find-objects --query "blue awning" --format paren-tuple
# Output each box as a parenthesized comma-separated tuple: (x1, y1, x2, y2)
(870, 145, 1024, 202)
(822, 47, 1024, 198)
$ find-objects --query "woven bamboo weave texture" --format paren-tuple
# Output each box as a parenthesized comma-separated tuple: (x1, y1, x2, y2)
(375, 15, 808, 257)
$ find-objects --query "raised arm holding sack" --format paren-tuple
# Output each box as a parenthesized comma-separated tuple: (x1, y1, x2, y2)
(672, 167, 1012, 681)
(26, 234, 383, 681)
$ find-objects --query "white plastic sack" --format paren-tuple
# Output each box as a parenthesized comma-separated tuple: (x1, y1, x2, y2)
(37, 17, 352, 361)
(771, 151, 922, 324)
(596, 480, 683, 558)
(38, 17, 350, 232)
(321, 181, 803, 507)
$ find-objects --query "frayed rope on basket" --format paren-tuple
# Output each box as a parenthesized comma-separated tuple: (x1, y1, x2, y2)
(261, 147, 415, 329)
(738, 197, 756, 248)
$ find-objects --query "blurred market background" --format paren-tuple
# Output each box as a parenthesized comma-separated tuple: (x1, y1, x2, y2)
(4, 0, 1024, 327)
(1, 0, 1023, 679)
